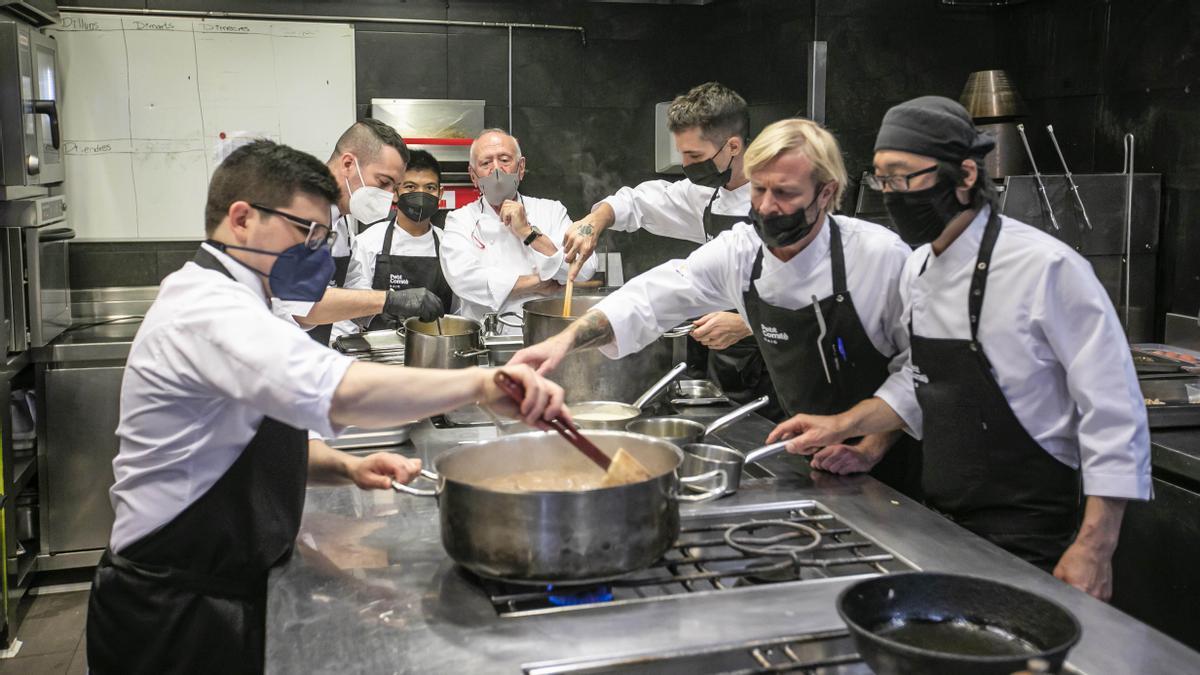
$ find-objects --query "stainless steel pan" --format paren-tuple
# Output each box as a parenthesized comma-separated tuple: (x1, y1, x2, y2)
(625, 395, 770, 446)
(571, 362, 688, 430)
(679, 439, 791, 497)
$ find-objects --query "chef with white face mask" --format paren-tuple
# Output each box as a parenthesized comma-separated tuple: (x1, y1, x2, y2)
(440, 129, 597, 334)
(275, 119, 410, 344)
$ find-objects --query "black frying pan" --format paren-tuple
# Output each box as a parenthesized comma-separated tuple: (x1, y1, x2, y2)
(837, 572, 1081, 675)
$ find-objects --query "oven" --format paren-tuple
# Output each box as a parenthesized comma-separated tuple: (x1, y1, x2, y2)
(0, 194, 72, 352)
(0, 16, 62, 196)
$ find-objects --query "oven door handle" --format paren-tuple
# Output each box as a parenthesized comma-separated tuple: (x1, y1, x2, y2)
(32, 100, 60, 150)
(39, 227, 75, 242)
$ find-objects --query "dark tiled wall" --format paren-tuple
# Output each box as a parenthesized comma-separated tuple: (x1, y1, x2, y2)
(995, 0, 1200, 324)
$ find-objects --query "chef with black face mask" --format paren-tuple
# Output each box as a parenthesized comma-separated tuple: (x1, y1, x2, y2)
(86, 140, 568, 674)
(769, 96, 1151, 601)
(511, 118, 922, 498)
(341, 149, 454, 335)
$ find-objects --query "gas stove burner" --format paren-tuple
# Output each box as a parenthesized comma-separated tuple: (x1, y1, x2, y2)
(546, 584, 614, 607)
(723, 519, 823, 558)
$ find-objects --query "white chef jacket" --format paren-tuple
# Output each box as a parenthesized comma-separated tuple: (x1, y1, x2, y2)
(331, 220, 456, 340)
(440, 195, 596, 333)
(874, 206, 1152, 501)
(110, 242, 354, 552)
(594, 217, 912, 376)
(273, 203, 360, 340)
(597, 179, 751, 245)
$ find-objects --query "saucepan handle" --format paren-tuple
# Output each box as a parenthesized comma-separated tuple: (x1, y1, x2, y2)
(675, 469, 728, 502)
(453, 348, 490, 358)
(662, 323, 696, 338)
(495, 312, 524, 329)
(391, 468, 440, 497)
(743, 440, 792, 465)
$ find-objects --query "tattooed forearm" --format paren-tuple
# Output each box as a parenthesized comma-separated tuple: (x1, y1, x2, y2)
(569, 310, 614, 350)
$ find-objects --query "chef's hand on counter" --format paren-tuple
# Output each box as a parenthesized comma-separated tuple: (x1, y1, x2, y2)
(768, 398, 907, 455)
(1052, 496, 1127, 601)
(480, 363, 570, 428)
(349, 452, 424, 490)
(808, 432, 894, 474)
(690, 312, 752, 350)
(383, 288, 445, 323)
(563, 203, 615, 281)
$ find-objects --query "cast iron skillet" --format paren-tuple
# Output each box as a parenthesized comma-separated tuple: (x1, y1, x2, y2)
(837, 572, 1081, 675)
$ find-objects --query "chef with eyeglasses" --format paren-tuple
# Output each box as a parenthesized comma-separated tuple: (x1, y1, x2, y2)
(511, 118, 922, 498)
(768, 96, 1151, 600)
(85, 140, 567, 674)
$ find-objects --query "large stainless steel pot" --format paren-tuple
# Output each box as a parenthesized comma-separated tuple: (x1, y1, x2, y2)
(402, 315, 489, 369)
(521, 294, 690, 403)
(392, 430, 724, 583)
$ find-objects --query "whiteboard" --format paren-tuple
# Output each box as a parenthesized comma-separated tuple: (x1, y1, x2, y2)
(49, 13, 356, 240)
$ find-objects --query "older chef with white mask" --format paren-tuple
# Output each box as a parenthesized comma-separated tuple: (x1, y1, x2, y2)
(510, 118, 921, 497)
(439, 128, 596, 333)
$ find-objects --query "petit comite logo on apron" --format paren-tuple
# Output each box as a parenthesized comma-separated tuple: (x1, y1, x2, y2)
(760, 324, 790, 343)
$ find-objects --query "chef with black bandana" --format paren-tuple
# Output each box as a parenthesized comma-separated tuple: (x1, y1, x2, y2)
(86, 140, 567, 674)
(511, 118, 922, 498)
(561, 81, 779, 418)
(340, 149, 454, 336)
(770, 96, 1150, 601)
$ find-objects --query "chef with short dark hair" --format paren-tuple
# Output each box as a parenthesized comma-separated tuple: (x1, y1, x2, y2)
(86, 140, 566, 674)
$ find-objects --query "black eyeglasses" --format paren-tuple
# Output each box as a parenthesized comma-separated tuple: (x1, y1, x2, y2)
(250, 203, 337, 250)
(864, 165, 938, 192)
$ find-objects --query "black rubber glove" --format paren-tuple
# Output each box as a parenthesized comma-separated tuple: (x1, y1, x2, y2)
(383, 288, 445, 323)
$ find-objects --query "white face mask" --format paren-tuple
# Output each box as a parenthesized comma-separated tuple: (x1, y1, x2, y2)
(346, 157, 394, 224)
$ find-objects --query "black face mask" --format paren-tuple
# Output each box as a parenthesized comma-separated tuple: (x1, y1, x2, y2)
(682, 141, 734, 189)
(882, 178, 968, 246)
(750, 185, 826, 248)
(397, 191, 439, 223)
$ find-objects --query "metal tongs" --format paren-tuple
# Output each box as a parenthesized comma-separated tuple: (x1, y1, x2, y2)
(1016, 123, 1060, 231)
(1045, 125, 1092, 230)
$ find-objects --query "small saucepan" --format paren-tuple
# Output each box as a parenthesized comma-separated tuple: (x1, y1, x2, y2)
(571, 362, 688, 430)
(678, 439, 791, 497)
(837, 572, 1081, 675)
(625, 395, 770, 446)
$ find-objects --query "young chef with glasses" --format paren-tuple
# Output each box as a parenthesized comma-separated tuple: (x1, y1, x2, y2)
(86, 141, 567, 674)
(510, 118, 921, 498)
(768, 96, 1151, 600)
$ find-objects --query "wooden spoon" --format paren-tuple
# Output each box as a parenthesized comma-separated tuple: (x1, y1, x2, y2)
(493, 371, 652, 487)
(562, 279, 574, 317)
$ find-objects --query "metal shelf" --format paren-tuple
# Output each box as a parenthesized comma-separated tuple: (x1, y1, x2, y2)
(10, 455, 35, 497)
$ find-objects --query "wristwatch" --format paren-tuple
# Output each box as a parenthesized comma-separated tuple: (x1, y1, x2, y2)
(523, 226, 542, 246)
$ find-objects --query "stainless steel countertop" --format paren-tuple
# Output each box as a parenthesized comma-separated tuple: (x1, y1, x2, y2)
(265, 410, 1199, 674)
(1151, 428, 1200, 483)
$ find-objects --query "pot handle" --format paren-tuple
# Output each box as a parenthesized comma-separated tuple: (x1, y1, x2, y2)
(675, 469, 728, 502)
(743, 440, 792, 465)
(453, 347, 490, 358)
(662, 323, 695, 338)
(703, 395, 770, 436)
(632, 361, 688, 410)
(391, 468, 440, 497)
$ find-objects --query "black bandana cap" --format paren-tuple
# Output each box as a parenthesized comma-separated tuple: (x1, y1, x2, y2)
(873, 95, 996, 163)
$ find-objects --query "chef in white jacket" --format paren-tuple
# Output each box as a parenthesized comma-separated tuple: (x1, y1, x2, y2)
(562, 82, 775, 415)
(511, 118, 921, 497)
(768, 96, 1151, 599)
(440, 129, 596, 333)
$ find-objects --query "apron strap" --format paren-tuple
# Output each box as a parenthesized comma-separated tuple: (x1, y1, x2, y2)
(968, 208, 1003, 343)
(827, 217, 848, 296)
(746, 246, 766, 301)
(380, 215, 396, 255)
(194, 243, 236, 281)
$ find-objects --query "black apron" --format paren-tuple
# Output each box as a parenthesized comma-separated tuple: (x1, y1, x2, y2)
(742, 217, 921, 497)
(308, 214, 354, 346)
(694, 187, 782, 420)
(910, 209, 1080, 571)
(87, 247, 309, 674)
(365, 222, 454, 330)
